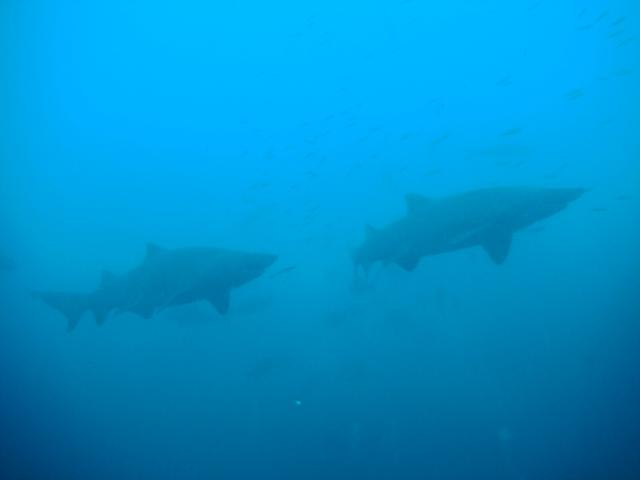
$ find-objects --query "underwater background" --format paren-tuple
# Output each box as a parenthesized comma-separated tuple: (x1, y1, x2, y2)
(1, 0, 639, 478)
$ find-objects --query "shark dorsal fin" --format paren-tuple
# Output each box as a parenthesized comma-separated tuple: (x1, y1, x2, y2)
(405, 193, 434, 216)
(145, 242, 166, 261)
(101, 270, 116, 287)
(365, 224, 378, 239)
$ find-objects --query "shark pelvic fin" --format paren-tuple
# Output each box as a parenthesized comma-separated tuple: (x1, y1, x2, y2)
(145, 242, 167, 261)
(209, 290, 230, 315)
(482, 229, 512, 264)
(405, 193, 434, 216)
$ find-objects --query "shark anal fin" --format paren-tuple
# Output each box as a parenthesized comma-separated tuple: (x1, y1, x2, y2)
(209, 290, 230, 315)
(93, 308, 109, 326)
(482, 229, 512, 264)
(395, 253, 421, 272)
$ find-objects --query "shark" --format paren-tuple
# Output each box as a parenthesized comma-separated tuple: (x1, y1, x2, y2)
(352, 186, 587, 276)
(36, 243, 278, 331)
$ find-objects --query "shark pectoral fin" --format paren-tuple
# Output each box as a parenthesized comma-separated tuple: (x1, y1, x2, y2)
(395, 253, 421, 272)
(208, 290, 230, 315)
(482, 230, 512, 264)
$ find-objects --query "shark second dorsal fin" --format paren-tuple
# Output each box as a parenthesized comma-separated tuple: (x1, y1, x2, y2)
(101, 270, 116, 287)
(405, 193, 434, 216)
(145, 242, 166, 261)
(365, 224, 378, 239)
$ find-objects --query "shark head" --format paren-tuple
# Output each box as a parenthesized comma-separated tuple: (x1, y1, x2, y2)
(534, 187, 588, 217)
(506, 187, 588, 231)
(232, 252, 278, 286)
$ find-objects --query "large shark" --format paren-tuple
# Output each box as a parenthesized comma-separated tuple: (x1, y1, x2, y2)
(352, 186, 586, 275)
(36, 243, 278, 331)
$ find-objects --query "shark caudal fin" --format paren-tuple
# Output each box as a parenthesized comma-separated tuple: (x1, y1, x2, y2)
(34, 291, 93, 332)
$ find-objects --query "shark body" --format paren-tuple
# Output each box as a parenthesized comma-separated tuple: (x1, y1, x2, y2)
(353, 186, 586, 275)
(37, 243, 277, 331)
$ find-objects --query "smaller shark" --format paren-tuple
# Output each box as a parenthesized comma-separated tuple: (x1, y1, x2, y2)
(352, 186, 587, 276)
(36, 243, 277, 331)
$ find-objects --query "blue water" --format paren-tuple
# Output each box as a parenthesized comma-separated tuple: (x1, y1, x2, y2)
(1, 0, 639, 478)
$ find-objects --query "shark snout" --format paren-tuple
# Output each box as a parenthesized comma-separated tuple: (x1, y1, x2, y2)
(564, 187, 589, 203)
(264, 254, 278, 269)
(253, 253, 278, 274)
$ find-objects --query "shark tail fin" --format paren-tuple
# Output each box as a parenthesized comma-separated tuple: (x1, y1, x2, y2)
(34, 291, 92, 332)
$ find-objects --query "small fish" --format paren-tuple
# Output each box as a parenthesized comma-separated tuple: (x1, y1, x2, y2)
(607, 30, 624, 39)
(496, 75, 512, 87)
(610, 16, 626, 27)
(495, 159, 525, 168)
(269, 265, 297, 280)
(245, 356, 284, 381)
(594, 11, 608, 23)
(469, 144, 534, 159)
(615, 194, 631, 201)
(617, 37, 635, 47)
(424, 168, 442, 177)
(249, 181, 271, 191)
(431, 132, 450, 145)
(495, 159, 514, 167)
(500, 127, 523, 137)
(564, 88, 584, 100)
(527, 2, 541, 11)
(615, 68, 633, 76)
